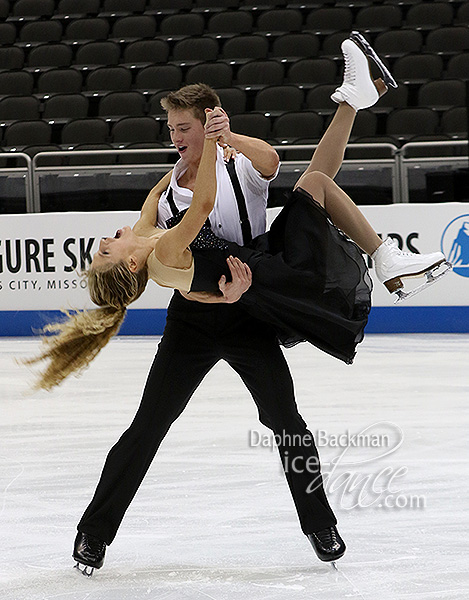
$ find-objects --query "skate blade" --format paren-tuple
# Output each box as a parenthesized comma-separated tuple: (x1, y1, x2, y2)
(393, 261, 452, 303)
(350, 31, 398, 89)
(74, 562, 95, 577)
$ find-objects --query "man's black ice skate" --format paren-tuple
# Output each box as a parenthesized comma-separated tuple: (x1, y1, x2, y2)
(73, 531, 106, 577)
(307, 525, 346, 564)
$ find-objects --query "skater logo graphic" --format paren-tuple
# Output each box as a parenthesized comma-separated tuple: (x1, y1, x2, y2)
(441, 215, 469, 278)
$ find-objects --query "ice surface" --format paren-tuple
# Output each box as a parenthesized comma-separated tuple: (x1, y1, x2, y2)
(1, 334, 468, 599)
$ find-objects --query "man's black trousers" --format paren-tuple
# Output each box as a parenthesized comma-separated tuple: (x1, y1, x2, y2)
(78, 293, 337, 545)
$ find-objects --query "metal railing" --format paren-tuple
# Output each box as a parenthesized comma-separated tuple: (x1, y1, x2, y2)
(0, 142, 465, 213)
(0, 152, 34, 212)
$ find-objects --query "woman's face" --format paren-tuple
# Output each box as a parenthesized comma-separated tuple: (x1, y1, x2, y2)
(92, 226, 138, 269)
(167, 109, 205, 166)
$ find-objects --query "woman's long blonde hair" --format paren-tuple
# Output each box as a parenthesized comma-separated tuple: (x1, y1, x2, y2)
(25, 262, 148, 391)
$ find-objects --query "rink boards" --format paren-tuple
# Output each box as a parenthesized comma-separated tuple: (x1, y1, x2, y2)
(0, 203, 468, 336)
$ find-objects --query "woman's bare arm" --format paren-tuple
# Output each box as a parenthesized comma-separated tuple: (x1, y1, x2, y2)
(154, 133, 218, 266)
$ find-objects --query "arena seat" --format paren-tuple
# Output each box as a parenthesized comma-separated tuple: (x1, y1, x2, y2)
(207, 11, 253, 35)
(386, 108, 439, 141)
(0, 71, 34, 96)
(0, 0, 8, 19)
(271, 33, 320, 60)
(172, 37, 219, 63)
(0, 23, 17, 45)
(256, 9, 303, 33)
(12, 0, 55, 19)
(287, 58, 337, 86)
(222, 35, 269, 62)
(216, 87, 247, 115)
(55, 0, 100, 18)
(425, 27, 469, 55)
(417, 80, 466, 110)
(373, 30, 423, 59)
(123, 40, 170, 66)
(27, 43, 73, 68)
(393, 53, 443, 84)
(354, 5, 402, 33)
(160, 14, 205, 37)
(135, 65, 183, 91)
(455, 2, 469, 25)
(61, 118, 109, 145)
(112, 116, 161, 144)
(0, 47, 24, 70)
(185, 62, 233, 88)
(305, 8, 353, 34)
(305, 84, 339, 113)
(100, 0, 146, 16)
(64, 18, 110, 42)
(98, 91, 147, 119)
(75, 41, 121, 67)
(255, 85, 304, 114)
(320, 31, 349, 58)
(272, 111, 323, 142)
(445, 54, 469, 80)
(441, 107, 467, 138)
(236, 60, 284, 87)
(37, 69, 83, 94)
(405, 3, 454, 31)
(85, 66, 132, 92)
(4, 120, 52, 146)
(43, 94, 89, 121)
(19, 21, 63, 44)
(111, 15, 157, 41)
(230, 113, 271, 139)
(0, 96, 40, 122)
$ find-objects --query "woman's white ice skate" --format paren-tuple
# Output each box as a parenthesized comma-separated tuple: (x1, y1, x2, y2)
(372, 237, 452, 303)
(331, 33, 396, 111)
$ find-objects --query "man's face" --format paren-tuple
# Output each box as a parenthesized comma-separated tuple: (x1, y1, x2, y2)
(167, 109, 205, 166)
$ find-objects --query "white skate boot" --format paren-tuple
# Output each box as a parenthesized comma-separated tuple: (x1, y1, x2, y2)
(372, 237, 452, 303)
(331, 33, 397, 111)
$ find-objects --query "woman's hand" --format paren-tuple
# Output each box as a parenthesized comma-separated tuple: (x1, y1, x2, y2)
(219, 256, 252, 303)
(221, 144, 237, 162)
(205, 106, 232, 146)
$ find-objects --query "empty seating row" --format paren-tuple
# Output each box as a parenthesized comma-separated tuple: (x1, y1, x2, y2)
(2, 29, 469, 78)
(3, 3, 469, 32)
(0, 81, 466, 128)
(0, 108, 465, 151)
(2, 6, 469, 47)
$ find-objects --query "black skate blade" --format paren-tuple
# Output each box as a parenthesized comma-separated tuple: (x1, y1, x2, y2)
(349, 31, 398, 89)
(393, 261, 452, 303)
(74, 562, 95, 577)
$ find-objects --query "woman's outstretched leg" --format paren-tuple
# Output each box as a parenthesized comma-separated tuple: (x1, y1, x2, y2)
(296, 34, 392, 186)
(299, 103, 357, 182)
(298, 171, 381, 256)
(298, 171, 448, 298)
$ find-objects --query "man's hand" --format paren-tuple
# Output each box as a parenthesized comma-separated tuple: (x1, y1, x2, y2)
(205, 106, 232, 146)
(219, 256, 252, 303)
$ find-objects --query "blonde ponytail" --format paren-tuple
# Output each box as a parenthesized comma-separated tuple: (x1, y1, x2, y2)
(26, 261, 149, 391)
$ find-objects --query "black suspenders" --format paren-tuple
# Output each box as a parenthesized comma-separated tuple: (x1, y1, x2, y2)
(165, 158, 253, 246)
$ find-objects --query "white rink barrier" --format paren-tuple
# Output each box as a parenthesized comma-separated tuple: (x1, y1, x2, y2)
(1, 204, 468, 336)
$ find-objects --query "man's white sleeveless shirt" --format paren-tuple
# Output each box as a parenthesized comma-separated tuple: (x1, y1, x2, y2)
(157, 145, 279, 245)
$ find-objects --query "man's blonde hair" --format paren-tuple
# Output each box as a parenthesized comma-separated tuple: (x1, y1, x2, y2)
(160, 83, 221, 124)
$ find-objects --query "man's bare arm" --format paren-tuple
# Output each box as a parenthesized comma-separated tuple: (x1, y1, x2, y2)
(205, 108, 279, 179)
